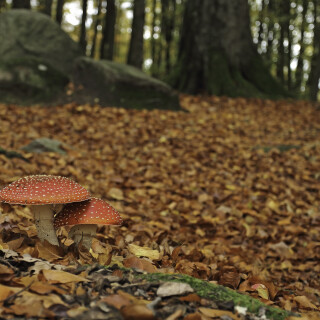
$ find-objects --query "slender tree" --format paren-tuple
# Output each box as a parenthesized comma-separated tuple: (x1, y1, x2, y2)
(127, 0, 146, 69)
(276, 2, 285, 85)
(308, 0, 320, 100)
(257, 0, 266, 51)
(12, 0, 30, 9)
(79, 0, 88, 53)
(172, 0, 286, 97)
(100, 0, 116, 60)
(150, 0, 158, 75)
(90, 0, 103, 58)
(285, 1, 292, 90)
(294, 0, 308, 91)
(265, 0, 275, 66)
(56, 0, 64, 25)
(161, 0, 176, 74)
(39, 0, 53, 16)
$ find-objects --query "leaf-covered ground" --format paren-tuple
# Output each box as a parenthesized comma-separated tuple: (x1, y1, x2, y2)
(0, 96, 319, 319)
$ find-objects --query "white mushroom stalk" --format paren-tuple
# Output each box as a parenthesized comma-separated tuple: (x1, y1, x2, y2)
(31, 204, 59, 246)
(68, 224, 97, 250)
(54, 198, 123, 251)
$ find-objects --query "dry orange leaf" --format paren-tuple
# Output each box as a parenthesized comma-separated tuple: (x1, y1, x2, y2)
(123, 256, 157, 273)
(38, 269, 89, 284)
(120, 304, 155, 320)
(294, 296, 318, 310)
(199, 307, 240, 319)
(0, 284, 14, 300)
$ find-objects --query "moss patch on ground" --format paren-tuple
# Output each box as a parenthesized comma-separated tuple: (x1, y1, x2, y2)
(137, 272, 293, 320)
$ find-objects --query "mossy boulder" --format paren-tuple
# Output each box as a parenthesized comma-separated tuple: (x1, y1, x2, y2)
(0, 9, 81, 75)
(0, 9, 82, 104)
(72, 57, 181, 110)
(0, 57, 69, 104)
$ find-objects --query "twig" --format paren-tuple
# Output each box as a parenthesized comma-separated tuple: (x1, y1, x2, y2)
(2, 281, 34, 305)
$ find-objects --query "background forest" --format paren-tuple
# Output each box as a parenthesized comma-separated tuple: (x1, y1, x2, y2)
(0, 0, 320, 101)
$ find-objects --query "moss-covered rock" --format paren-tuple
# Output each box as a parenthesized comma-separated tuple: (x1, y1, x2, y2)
(0, 57, 69, 104)
(72, 57, 181, 110)
(0, 9, 82, 75)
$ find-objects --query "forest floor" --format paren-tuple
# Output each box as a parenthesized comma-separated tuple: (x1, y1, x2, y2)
(0, 95, 319, 319)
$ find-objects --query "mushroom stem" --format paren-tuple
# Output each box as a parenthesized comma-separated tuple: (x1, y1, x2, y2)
(31, 205, 59, 246)
(68, 224, 97, 250)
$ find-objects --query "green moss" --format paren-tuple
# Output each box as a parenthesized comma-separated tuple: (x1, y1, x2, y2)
(137, 273, 293, 320)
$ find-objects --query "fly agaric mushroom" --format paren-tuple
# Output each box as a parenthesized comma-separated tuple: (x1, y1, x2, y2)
(0, 175, 90, 246)
(53, 197, 122, 250)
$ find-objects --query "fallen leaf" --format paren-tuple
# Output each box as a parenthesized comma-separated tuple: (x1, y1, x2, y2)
(38, 269, 89, 284)
(123, 256, 157, 273)
(120, 304, 155, 320)
(294, 296, 318, 310)
(108, 188, 124, 200)
(128, 244, 161, 260)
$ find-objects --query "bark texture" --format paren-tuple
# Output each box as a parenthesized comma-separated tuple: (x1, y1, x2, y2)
(79, 0, 88, 53)
(127, 0, 145, 69)
(173, 0, 286, 98)
(100, 0, 116, 60)
(55, 0, 64, 25)
(12, 0, 30, 9)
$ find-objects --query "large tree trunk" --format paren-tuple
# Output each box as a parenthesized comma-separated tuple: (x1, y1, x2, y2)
(127, 0, 145, 69)
(12, 0, 30, 9)
(100, 0, 116, 60)
(56, 0, 64, 25)
(172, 0, 286, 98)
(79, 0, 88, 53)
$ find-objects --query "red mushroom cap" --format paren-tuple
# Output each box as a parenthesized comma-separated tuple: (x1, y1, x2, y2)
(53, 198, 123, 228)
(0, 175, 90, 205)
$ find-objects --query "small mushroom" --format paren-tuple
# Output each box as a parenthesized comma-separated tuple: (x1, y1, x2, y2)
(53, 197, 123, 250)
(0, 175, 90, 246)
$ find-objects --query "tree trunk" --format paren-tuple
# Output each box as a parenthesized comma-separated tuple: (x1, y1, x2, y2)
(172, 0, 286, 97)
(265, 0, 275, 65)
(79, 0, 88, 53)
(127, 0, 145, 69)
(100, 0, 116, 60)
(161, 0, 176, 74)
(257, 0, 265, 51)
(38, 0, 52, 15)
(285, 1, 292, 90)
(294, 0, 307, 91)
(150, 0, 158, 76)
(276, 2, 285, 85)
(56, 0, 64, 25)
(308, 0, 320, 101)
(90, 0, 102, 58)
(12, 0, 30, 9)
